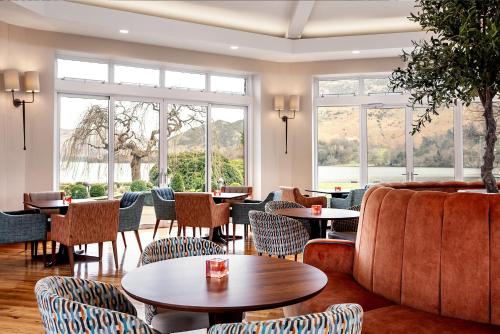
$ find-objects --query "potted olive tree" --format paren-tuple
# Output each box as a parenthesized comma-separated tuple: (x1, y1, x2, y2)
(390, 0, 499, 192)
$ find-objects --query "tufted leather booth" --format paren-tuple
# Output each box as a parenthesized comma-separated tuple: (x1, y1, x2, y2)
(297, 181, 500, 333)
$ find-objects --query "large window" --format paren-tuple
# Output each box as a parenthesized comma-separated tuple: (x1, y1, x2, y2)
(59, 96, 109, 198)
(114, 65, 160, 86)
(164, 70, 206, 91)
(317, 106, 359, 189)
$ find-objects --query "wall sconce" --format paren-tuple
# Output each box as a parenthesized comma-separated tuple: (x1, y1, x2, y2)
(274, 95, 299, 154)
(3, 70, 40, 150)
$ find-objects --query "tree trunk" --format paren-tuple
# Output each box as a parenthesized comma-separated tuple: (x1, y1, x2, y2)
(130, 155, 142, 181)
(480, 88, 498, 193)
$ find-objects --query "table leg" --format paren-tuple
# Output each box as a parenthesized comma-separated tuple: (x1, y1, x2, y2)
(209, 312, 244, 326)
(310, 221, 321, 239)
(319, 219, 328, 238)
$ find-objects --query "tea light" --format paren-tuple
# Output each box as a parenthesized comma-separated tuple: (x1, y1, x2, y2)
(206, 258, 229, 278)
(311, 205, 322, 215)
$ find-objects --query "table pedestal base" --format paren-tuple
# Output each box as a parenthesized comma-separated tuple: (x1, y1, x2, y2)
(310, 219, 328, 239)
(209, 312, 244, 326)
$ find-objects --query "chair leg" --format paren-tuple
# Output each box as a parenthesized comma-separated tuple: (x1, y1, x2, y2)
(199, 227, 202, 237)
(177, 225, 182, 236)
(98, 242, 103, 260)
(51, 241, 56, 263)
(25, 242, 28, 251)
(30, 241, 34, 257)
(42, 241, 47, 266)
(68, 246, 75, 276)
(134, 230, 143, 253)
(226, 222, 230, 253)
(232, 223, 236, 254)
(258, 252, 262, 256)
(208, 228, 214, 241)
(193, 227, 196, 237)
(153, 219, 160, 239)
(169, 220, 174, 235)
(244, 225, 248, 239)
(84, 244, 87, 253)
(121, 232, 127, 248)
(112, 241, 119, 270)
(182, 226, 186, 236)
(34, 241, 38, 256)
(294, 254, 298, 262)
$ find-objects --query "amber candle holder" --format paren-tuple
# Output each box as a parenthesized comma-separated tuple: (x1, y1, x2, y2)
(334, 186, 342, 191)
(311, 205, 322, 215)
(206, 258, 229, 278)
(64, 196, 72, 204)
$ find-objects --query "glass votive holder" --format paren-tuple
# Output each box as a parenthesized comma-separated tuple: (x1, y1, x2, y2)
(311, 205, 322, 215)
(206, 258, 229, 278)
(65, 196, 72, 204)
(334, 186, 342, 191)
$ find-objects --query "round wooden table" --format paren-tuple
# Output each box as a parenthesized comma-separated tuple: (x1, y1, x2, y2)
(274, 208, 360, 238)
(121, 255, 327, 326)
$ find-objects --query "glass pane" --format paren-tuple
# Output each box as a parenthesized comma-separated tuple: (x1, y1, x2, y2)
(164, 70, 206, 90)
(210, 75, 246, 95)
(367, 107, 406, 184)
(114, 101, 160, 199)
(413, 107, 454, 181)
(317, 106, 360, 189)
(166, 104, 207, 191)
(57, 59, 108, 82)
(364, 78, 402, 95)
(318, 79, 359, 96)
(114, 65, 160, 86)
(59, 96, 109, 198)
(211, 106, 245, 190)
(463, 102, 500, 181)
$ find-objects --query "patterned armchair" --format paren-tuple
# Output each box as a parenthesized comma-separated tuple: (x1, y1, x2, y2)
(141, 237, 225, 331)
(51, 200, 120, 275)
(119, 192, 145, 252)
(175, 193, 230, 243)
(265, 200, 311, 236)
(280, 186, 327, 208)
(249, 210, 309, 259)
(35, 276, 155, 334)
(151, 188, 176, 239)
(330, 189, 366, 209)
(209, 304, 363, 334)
(0, 210, 47, 262)
(230, 191, 280, 238)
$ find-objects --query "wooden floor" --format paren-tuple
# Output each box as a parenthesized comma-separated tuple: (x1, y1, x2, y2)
(0, 224, 298, 333)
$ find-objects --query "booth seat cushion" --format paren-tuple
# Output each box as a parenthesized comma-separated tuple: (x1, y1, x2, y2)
(362, 305, 499, 334)
(290, 272, 393, 316)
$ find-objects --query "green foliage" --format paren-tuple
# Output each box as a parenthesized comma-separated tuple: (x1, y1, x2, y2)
(130, 180, 153, 192)
(65, 184, 89, 199)
(89, 183, 106, 197)
(211, 154, 243, 189)
(149, 165, 159, 185)
(170, 173, 185, 192)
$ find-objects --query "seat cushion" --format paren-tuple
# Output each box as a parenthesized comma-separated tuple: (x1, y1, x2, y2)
(156, 187, 175, 201)
(120, 192, 141, 208)
(363, 305, 500, 334)
(289, 272, 393, 315)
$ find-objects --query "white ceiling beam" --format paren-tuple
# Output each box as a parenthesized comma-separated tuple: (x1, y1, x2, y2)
(286, 1, 315, 39)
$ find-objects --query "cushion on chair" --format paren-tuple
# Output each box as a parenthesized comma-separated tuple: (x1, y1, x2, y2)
(121, 192, 141, 208)
(155, 187, 175, 201)
(362, 305, 499, 334)
(28, 191, 63, 201)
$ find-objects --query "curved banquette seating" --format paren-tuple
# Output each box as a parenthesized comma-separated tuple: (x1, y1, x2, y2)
(299, 181, 500, 333)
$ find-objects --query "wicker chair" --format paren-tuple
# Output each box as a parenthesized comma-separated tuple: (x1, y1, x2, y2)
(249, 210, 309, 260)
(209, 303, 363, 334)
(151, 188, 176, 239)
(330, 189, 367, 209)
(280, 186, 327, 208)
(141, 237, 225, 332)
(0, 210, 47, 262)
(35, 276, 155, 334)
(119, 192, 145, 252)
(328, 205, 361, 242)
(230, 191, 280, 238)
(265, 200, 311, 236)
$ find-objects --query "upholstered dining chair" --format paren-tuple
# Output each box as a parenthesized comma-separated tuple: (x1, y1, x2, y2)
(151, 187, 176, 239)
(35, 276, 156, 334)
(330, 189, 367, 209)
(50, 200, 120, 275)
(249, 210, 309, 260)
(220, 185, 253, 199)
(175, 193, 230, 245)
(208, 303, 363, 334)
(141, 237, 225, 332)
(279, 186, 327, 208)
(230, 191, 280, 239)
(119, 192, 145, 252)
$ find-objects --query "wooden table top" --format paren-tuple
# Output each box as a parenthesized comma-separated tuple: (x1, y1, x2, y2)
(306, 189, 350, 195)
(121, 255, 327, 313)
(275, 208, 360, 220)
(24, 199, 92, 209)
(211, 192, 248, 200)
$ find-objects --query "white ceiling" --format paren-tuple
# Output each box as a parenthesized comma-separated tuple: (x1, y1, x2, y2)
(0, 0, 426, 62)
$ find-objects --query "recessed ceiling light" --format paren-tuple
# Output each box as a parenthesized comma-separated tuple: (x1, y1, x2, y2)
(352, 50, 361, 54)
(119, 29, 129, 34)
(230, 45, 239, 50)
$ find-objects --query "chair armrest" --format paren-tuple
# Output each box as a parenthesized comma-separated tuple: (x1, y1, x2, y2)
(212, 203, 230, 227)
(303, 239, 355, 275)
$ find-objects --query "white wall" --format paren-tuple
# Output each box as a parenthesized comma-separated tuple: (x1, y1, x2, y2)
(0, 22, 402, 209)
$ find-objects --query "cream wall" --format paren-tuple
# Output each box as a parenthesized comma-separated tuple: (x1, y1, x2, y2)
(0, 22, 402, 209)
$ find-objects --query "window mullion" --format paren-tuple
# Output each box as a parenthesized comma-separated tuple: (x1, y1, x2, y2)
(108, 96, 115, 199)
(206, 104, 212, 192)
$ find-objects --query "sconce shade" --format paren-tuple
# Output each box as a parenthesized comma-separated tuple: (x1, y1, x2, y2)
(289, 95, 300, 111)
(3, 69, 20, 92)
(274, 95, 285, 111)
(24, 71, 40, 93)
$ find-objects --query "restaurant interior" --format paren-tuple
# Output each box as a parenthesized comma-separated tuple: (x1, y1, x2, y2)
(0, 1, 499, 333)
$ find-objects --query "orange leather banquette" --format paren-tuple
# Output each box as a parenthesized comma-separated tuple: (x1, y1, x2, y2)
(298, 181, 500, 333)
